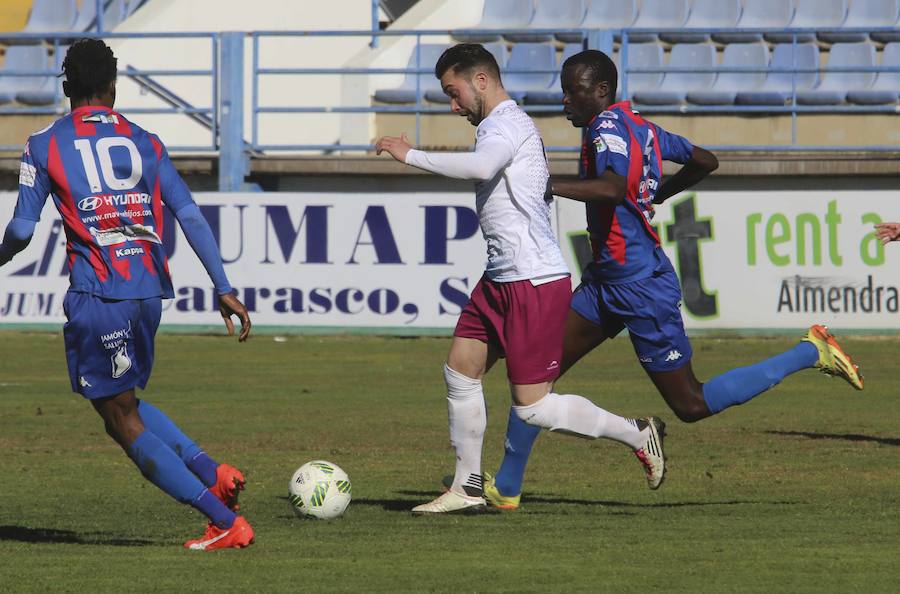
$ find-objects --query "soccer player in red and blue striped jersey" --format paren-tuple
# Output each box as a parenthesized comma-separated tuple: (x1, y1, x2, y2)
(485, 50, 865, 508)
(0, 39, 253, 550)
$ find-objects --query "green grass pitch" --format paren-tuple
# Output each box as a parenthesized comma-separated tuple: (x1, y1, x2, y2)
(1, 331, 898, 593)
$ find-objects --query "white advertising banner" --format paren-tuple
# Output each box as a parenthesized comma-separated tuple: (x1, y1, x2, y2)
(1, 190, 898, 331)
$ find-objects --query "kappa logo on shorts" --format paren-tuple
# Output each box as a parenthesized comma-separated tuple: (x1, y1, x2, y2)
(79, 376, 92, 388)
(111, 345, 132, 378)
(664, 350, 683, 362)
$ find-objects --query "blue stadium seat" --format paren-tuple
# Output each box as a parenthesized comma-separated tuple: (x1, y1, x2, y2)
(847, 43, 900, 104)
(73, 0, 99, 31)
(580, 0, 637, 42)
(102, 0, 128, 31)
(871, 0, 900, 43)
(373, 44, 447, 104)
(796, 42, 876, 105)
(454, 0, 533, 43)
(736, 43, 819, 105)
(5, 0, 76, 43)
(425, 43, 507, 103)
(627, 0, 689, 43)
(820, 0, 899, 43)
(504, 0, 586, 44)
(0, 45, 56, 105)
(660, 0, 741, 45)
(620, 42, 664, 99)
(687, 43, 769, 105)
(712, 0, 794, 44)
(766, 0, 847, 44)
(632, 43, 716, 105)
(493, 43, 556, 103)
(524, 43, 584, 105)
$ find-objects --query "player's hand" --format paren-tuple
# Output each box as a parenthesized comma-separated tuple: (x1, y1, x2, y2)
(375, 133, 412, 163)
(875, 222, 900, 245)
(218, 292, 251, 342)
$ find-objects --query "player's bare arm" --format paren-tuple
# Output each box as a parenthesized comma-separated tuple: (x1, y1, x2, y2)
(653, 146, 719, 205)
(552, 170, 627, 206)
(875, 222, 900, 244)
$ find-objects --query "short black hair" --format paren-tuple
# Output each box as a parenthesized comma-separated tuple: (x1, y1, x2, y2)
(562, 49, 617, 99)
(62, 38, 117, 100)
(434, 43, 502, 82)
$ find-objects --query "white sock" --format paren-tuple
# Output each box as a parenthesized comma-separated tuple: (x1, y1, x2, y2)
(513, 392, 647, 450)
(444, 364, 486, 496)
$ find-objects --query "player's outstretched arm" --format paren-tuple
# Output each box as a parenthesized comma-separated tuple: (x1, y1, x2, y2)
(875, 222, 900, 244)
(552, 170, 627, 206)
(376, 132, 512, 182)
(0, 217, 37, 266)
(653, 146, 719, 205)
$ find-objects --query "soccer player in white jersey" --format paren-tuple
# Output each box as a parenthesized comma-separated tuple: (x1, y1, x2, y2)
(376, 44, 668, 513)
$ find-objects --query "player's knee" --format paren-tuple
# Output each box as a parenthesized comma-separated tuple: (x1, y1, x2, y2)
(669, 395, 708, 423)
(443, 363, 482, 401)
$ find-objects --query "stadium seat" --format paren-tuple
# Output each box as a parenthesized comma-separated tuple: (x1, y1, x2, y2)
(503, 0, 586, 44)
(424, 42, 507, 103)
(819, 0, 899, 43)
(5, 0, 76, 43)
(870, 0, 900, 43)
(454, 0, 533, 43)
(660, 0, 742, 45)
(73, 0, 99, 32)
(0, 45, 56, 105)
(766, 0, 848, 44)
(736, 43, 819, 105)
(627, 0, 689, 43)
(796, 42, 876, 105)
(847, 42, 900, 104)
(580, 0, 637, 42)
(632, 43, 716, 105)
(620, 42, 664, 99)
(101, 0, 128, 32)
(524, 43, 583, 105)
(373, 44, 447, 104)
(686, 43, 769, 105)
(712, 0, 794, 44)
(498, 43, 557, 102)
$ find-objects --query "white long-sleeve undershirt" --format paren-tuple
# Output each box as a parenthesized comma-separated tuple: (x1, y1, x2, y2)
(404, 133, 514, 182)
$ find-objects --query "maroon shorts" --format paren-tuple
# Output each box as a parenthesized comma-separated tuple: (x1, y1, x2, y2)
(454, 275, 572, 384)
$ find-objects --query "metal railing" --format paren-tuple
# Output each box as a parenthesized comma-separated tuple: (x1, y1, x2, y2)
(247, 26, 900, 154)
(0, 31, 219, 152)
(1, 25, 898, 188)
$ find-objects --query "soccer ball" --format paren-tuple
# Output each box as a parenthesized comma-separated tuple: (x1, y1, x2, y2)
(288, 460, 352, 520)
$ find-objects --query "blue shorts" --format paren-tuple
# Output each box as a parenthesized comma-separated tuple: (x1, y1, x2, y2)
(570, 265, 692, 373)
(63, 291, 162, 399)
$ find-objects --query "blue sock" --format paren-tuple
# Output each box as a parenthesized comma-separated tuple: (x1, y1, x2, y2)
(127, 431, 235, 529)
(137, 400, 219, 487)
(493, 408, 541, 497)
(702, 341, 819, 415)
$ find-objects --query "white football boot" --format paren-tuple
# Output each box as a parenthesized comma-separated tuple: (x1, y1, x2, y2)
(634, 416, 667, 490)
(412, 490, 487, 514)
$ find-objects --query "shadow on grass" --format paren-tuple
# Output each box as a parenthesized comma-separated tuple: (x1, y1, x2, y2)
(394, 491, 795, 509)
(0, 525, 157, 546)
(767, 430, 900, 446)
(277, 494, 415, 513)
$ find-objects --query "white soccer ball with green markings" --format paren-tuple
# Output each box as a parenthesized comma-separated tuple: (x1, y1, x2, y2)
(288, 460, 352, 520)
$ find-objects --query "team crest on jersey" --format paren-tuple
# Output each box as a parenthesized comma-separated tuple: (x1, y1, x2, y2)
(593, 136, 607, 153)
(111, 345, 132, 378)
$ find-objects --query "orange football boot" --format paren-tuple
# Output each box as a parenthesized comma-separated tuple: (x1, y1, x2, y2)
(184, 516, 255, 551)
(210, 464, 245, 511)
